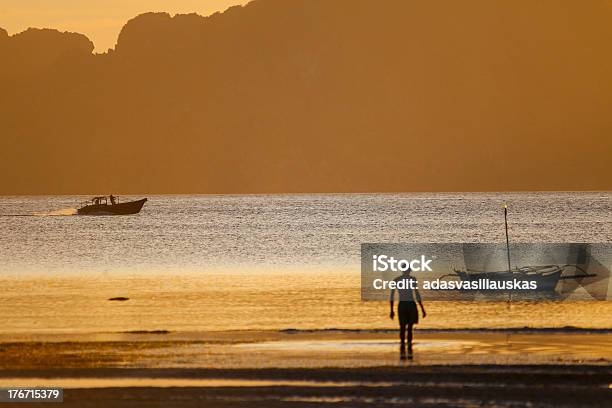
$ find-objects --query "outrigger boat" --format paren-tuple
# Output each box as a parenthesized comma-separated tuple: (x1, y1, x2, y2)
(449, 205, 596, 292)
(77, 196, 147, 215)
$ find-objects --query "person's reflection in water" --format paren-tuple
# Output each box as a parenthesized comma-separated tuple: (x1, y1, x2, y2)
(389, 267, 426, 359)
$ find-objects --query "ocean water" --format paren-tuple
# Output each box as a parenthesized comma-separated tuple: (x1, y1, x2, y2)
(0, 192, 610, 333)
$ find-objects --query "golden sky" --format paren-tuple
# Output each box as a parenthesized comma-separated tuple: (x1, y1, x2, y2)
(0, 0, 250, 51)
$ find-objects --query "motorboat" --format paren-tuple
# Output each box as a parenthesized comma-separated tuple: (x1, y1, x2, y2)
(77, 196, 147, 215)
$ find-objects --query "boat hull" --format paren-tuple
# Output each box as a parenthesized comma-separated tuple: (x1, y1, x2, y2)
(77, 198, 147, 215)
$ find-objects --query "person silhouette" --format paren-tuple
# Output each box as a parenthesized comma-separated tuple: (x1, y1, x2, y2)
(389, 267, 426, 359)
(110, 195, 116, 205)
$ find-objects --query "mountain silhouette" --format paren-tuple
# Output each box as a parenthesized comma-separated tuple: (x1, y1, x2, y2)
(1, 0, 611, 194)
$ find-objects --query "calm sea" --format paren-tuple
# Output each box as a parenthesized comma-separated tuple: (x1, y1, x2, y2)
(0, 193, 610, 333)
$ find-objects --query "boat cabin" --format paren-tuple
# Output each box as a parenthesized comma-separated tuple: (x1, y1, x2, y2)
(92, 196, 108, 206)
(79, 195, 119, 208)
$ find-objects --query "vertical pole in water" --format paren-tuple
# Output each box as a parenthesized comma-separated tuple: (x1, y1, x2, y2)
(504, 204, 511, 272)
(504, 204, 512, 305)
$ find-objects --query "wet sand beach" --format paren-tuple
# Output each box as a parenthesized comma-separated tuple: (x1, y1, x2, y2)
(1, 329, 611, 369)
(1, 330, 611, 407)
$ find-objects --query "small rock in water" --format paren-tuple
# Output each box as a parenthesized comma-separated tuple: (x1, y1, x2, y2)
(124, 330, 170, 334)
(108, 297, 129, 301)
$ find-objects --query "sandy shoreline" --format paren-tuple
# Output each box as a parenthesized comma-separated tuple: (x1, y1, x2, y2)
(1, 329, 610, 369)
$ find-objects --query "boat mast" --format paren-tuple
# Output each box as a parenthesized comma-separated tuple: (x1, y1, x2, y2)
(504, 204, 513, 306)
(504, 204, 511, 272)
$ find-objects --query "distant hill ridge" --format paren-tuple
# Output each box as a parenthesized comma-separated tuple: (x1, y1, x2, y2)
(1, 0, 611, 194)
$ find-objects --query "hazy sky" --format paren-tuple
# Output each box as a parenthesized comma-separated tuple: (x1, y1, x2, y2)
(0, 0, 250, 51)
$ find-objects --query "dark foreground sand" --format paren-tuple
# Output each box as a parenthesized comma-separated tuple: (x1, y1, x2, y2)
(2, 366, 611, 407)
